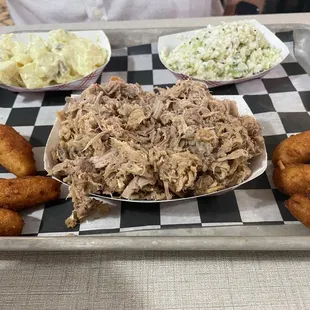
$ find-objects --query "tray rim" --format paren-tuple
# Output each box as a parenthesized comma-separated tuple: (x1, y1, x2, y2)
(0, 22, 310, 48)
(2, 21, 310, 251)
(2, 223, 310, 251)
(1, 235, 310, 251)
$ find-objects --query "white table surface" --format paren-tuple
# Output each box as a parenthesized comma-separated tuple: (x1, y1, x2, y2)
(1, 13, 310, 309)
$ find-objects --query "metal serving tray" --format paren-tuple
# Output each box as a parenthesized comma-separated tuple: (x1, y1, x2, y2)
(1, 20, 310, 251)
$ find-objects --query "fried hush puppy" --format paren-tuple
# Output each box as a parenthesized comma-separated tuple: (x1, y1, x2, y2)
(272, 131, 310, 168)
(271, 131, 310, 227)
(0, 208, 24, 236)
(273, 164, 310, 196)
(0, 124, 36, 176)
(0, 176, 61, 210)
(286, 194, 310, 229)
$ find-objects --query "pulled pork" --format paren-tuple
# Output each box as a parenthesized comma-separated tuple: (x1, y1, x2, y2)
(50, 79, 264, 224)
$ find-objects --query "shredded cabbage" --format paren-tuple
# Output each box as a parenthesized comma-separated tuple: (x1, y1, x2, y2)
(161, 21, 281, 81)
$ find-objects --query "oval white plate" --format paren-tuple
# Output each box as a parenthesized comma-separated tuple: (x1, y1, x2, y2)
(158, 19, 290, 88)
(0, 30, 111, 92)
(44, 95, 268, 204)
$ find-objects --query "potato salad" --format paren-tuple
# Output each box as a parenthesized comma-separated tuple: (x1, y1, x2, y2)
(0, 29, 108, 88)
(161, 21, 281, 80)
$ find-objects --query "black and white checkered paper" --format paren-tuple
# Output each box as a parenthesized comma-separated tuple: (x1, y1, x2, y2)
(0, 31, 307, 236)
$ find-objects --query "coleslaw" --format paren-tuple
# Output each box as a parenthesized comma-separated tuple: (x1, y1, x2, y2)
(161, 20, 281, 81)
